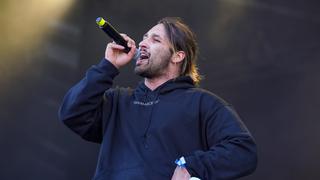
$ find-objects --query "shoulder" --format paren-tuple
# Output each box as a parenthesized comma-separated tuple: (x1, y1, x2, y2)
(188, 87, 230, 107)
(189, 88, 241, 124)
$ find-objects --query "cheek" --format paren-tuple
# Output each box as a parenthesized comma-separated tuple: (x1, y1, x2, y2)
(152, 45, 172, 59)
(159, 49, 172, 61)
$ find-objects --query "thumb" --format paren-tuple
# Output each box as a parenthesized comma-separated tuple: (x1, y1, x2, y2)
(127, 44, 137, 58)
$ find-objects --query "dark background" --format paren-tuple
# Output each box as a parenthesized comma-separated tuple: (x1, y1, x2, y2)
(1, 0, 319, 179)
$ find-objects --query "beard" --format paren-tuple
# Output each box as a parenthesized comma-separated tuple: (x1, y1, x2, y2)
(134, 51, 172, 78)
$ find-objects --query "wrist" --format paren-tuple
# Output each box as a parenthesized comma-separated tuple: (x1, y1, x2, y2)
(105, 58, 120, 69)
(175, 156, 186, 168)
(99, 58, 120, 78)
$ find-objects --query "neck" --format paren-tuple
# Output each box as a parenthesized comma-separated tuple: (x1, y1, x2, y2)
(144, 73, 179, 91)
(144, 77, 169, 91)
(144, 63, 181, 91)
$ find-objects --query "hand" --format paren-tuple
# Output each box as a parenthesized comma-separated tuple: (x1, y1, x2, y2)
(171, 166, 191, 180)
(105, 33, 136, 69)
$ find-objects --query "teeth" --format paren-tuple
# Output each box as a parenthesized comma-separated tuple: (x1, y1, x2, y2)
(138, 48, 150, 60)
(141, 55, 148, 59)
(140, 52, 149, 59)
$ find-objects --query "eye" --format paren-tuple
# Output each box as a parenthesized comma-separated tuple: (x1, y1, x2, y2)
(142, 34, 148, 40)
(153, 38, 161, 43)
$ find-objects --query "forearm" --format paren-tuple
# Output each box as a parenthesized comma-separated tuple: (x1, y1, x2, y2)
(185, 134, 257, 179)
(58, 59, 119, 142)
(184, 105, 257, 179)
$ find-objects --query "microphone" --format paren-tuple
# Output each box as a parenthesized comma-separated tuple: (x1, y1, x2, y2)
(96, 17, 140, 61)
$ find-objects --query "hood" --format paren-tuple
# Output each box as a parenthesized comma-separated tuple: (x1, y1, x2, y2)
(135, 76, 195, 96)
(133, 76, 195, 104)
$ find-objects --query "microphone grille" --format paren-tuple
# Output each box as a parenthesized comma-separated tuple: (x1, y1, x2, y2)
(96, 17, 106, 27)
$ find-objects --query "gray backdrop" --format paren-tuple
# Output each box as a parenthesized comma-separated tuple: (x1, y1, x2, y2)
(1, 0, 319, 179)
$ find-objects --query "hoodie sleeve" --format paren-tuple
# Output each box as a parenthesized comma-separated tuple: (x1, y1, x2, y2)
(58, 59, 119, 143)
(184, 99, 258, 179)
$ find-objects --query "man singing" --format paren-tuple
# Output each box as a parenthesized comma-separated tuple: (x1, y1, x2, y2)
(59, 17, 257, 180)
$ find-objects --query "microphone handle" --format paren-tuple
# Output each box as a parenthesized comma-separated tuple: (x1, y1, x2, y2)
(96, 17, 130, 53)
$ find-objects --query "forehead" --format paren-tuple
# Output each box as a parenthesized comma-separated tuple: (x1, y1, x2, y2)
(145, 24, 168, 39)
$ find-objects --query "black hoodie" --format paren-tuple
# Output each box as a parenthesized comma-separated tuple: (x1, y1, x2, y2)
(59, 59, 257, 180)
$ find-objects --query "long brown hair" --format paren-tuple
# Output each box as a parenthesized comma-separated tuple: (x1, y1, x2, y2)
(158, 17, 201, 85)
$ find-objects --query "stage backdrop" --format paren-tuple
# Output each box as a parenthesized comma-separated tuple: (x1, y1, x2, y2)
(0, 0, 319, 179)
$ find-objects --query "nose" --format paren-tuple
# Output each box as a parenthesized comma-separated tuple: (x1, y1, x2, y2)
(138, 38, 149, 49)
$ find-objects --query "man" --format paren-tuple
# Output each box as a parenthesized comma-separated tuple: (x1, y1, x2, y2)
(59, 17, 257, 180)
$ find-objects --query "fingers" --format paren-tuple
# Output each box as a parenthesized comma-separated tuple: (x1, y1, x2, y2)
(106, 33, 136, 58)
(107, 33, 136, 50)
(107, 42, 125, 50)
(120, 33, 136, 48)
(119, 33, 137, 56)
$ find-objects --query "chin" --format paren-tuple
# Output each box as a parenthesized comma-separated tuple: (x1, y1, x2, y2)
(134, 68, 145, 77)
(134, 69, 153, 79)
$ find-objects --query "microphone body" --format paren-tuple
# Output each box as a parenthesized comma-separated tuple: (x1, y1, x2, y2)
(96, 17, 140, 60)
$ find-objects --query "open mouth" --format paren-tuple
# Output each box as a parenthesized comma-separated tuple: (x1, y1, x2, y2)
(136, 51, 150, 65)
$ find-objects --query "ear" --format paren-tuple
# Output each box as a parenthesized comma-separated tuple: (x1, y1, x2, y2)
(171, 51, 186, 64)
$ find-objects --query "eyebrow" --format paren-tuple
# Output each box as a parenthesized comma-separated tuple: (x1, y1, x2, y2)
(143, 33, 163, 40)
